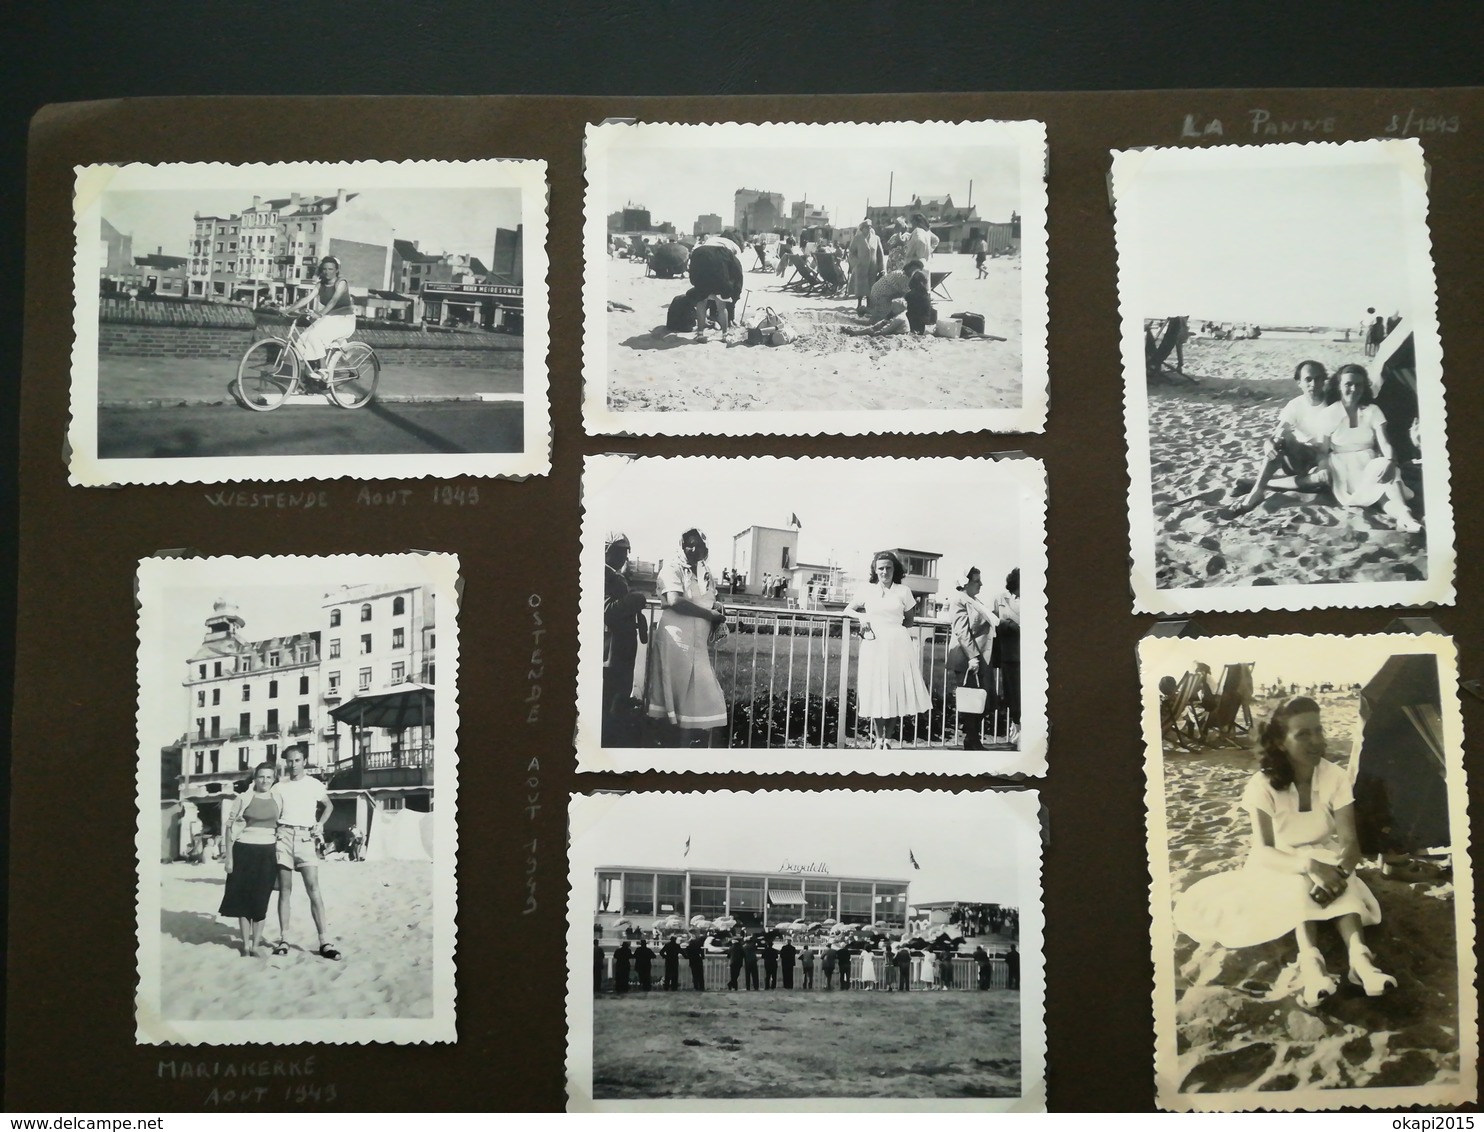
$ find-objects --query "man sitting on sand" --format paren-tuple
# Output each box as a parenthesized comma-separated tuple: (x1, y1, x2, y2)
(1225, 360, 1333, 517)
(270, 746, 340, 960)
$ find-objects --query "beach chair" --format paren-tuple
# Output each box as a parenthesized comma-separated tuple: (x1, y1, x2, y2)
(929, 271, 953, 302)
(1198, 663, 1255, 748)
(1145, 316, 1190, 381)
(781, 253, 824, 293)
(1160, 669, 1207, 750)
(814, 252, 849, 297)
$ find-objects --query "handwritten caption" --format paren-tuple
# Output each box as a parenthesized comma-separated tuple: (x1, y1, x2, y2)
(1179, 108, 1460, 140)
(522, 593, 543, 915)
(156, 1056, 337, 1107)
(202, 485, 481, 508)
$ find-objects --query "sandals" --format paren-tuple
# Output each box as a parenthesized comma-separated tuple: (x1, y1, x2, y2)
(271, 940, 290, 956)
(316, 943, 343, 962)
(1296, 950, 1338, 1008)
(1347, 946, 1397, 997)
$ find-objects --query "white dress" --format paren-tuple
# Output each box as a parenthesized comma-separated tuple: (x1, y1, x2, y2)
(853, 583, 932, 719)
(858, 951, 878, 985)
(1320, 402, 1399, 508)
(646, 558, 728, 729)
(1174, 759, 1381, 948)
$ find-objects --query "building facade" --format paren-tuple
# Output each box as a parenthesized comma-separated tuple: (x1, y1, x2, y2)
(733, 188, 784, 234)
(594, 866, 910, 931)
(693, 213, 723, 237)
(730, 524, 798, 596)
(188, 213, 242, 300)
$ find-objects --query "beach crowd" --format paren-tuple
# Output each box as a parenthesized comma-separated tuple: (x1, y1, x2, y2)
(603, 531, 1021, 750)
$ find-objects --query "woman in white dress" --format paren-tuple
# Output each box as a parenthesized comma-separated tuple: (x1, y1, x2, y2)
(1174, 696, 1394, 1007)
(844, 551, 932, 749)
(1318, 364, 1422, 533)
(646, 528, 729, 747)
(857, 945, 878, 989)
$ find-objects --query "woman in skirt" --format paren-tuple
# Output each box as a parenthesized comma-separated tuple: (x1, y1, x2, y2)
(219, 763, 282, 956)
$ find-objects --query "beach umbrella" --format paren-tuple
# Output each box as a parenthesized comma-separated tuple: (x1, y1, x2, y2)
(614, 919, 632, 929)
(822, 918, 838, 927)
(807, 921, 823, 931)
(689, 914, 710, 927)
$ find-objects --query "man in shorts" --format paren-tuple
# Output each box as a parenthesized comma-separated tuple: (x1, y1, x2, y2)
(1226, 360, 1333, 516)
(270, 746, 341, 960)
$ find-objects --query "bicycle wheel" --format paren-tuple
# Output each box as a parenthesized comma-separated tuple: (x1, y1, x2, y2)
(233, 338, 297, 411)
(326, 342, 380, 408)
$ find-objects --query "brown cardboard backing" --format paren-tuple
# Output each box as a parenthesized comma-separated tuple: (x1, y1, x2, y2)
(11, 91, 1484, 1111)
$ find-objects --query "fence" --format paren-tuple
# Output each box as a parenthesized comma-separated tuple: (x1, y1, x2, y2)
(596, 951, 1010, 992)
(634, 600, 1016, 750)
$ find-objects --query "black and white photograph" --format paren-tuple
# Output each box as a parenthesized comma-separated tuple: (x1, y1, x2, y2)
(576, 455, 1048, 776)
(582, 120, 1048, 436)
(70, 160, 549, 485)
(134, 553, 460, 1044)
(1114, 140, 1454, 613)
(565, 789, 1046, 1111)
(1140, 633, 1475, 1110)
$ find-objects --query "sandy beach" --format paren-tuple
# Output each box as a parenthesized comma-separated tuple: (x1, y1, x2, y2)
(1163, 692, 1461, 1095)
(1146, 336, 1427, 590)
(601, 251, 1023, 412)
(158, 858, 436, 1021)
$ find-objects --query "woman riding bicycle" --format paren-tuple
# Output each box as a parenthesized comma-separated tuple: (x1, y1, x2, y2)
(283, 256, 356, 377)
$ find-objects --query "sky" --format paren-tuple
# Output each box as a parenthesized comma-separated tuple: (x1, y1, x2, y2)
(1124, 160, 1419, 326)
(588, 459, 1024, 590)
(605, 143, 1023, 231)
(574, 791, 1029, 907)
(101, 186, 521, 261)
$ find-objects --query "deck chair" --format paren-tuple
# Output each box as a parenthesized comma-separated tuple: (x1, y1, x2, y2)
(929, 271, 953, 302)
(781, 253, 824, 293)
(1145, 316, 1190, 381)
(1160, 669, 1206, 750)
(1199, 663, 1255, 748)
(814, 253, 849, 296)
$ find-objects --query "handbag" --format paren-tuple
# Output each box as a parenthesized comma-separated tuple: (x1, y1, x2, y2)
(755, 306, 796, 346)
(954, 666, 988, 714)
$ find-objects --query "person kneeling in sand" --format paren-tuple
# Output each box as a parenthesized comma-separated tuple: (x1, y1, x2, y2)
(270, 746, 341, 961)
(1173, 696, 1394, 1008)
(1225, 360, 1332, 516)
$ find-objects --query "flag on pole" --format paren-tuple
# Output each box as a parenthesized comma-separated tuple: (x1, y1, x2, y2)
(683, 836, 691, 858)
(790, 512, 802, 529)
(909, 849, 920, 870)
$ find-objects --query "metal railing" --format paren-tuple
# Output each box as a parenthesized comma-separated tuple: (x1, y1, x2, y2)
(632, 600, 1016, 750)
(595, 951, 1012, 992)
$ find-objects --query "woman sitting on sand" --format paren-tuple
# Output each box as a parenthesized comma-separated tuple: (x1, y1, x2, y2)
(218, 763, 282, 957)
(646, 528, 729, 747)
(1225, 360, 1333, 516)
(844, 550, 933, 748)
(842, 271, 935, 338)
(1173, 696, 1394, 1008)
(1316, 364, 1422, 533)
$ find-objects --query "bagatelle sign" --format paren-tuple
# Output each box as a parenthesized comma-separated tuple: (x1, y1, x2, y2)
(777, 860, 830, 875)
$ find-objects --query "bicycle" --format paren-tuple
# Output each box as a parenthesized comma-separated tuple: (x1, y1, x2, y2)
(233, 315, 381, 411)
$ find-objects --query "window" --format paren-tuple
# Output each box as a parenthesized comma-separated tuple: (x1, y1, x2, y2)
(238, 747, 250, 771)
(329, 638, 341, 659)
(211, 688, 220, 705)
(195, 717, 205, 739)
(266, 709, 279, 733)
(393, 596, 406, 615)
(688, 874, 727, 921)
(358, 668, 372, 691)
(194, 752, 204, 774)
(213, 282, 225, 295)
(622, 873, 655, 917)
(656, 873, 686, 914)
(328, 671, 341, 693)
(213, 662, 222, 677)
(196, 690, 205, 707)
(238, 712, 250, 737)
(197, 666, 206, 680)
(429, 633, 435, 649)
(424, 663, 435, 684)
(330, 609, 341, 626)
(209, 750, 220, 773)
(209, 716, 220, 738)
(390, 662, 405, 684)
(729, 876, 764, 918)
(266, 743, 277, 763)
(840, 881, 874, 923)
(360, 604, 372, 622)
(242, 656, 253, 672)
(299, 675, 309, 695)
(804, 879, 838, 922)
(382, 796, 404, 812)
(781, 547, 790, 568)
(597, 872, 622, 914)
(268, 680, 278, 699)
(242, 683, 250, 701)
(268, 651, 281, 668)
(360, 634, 372, 654)
(392, 628, 405, 649)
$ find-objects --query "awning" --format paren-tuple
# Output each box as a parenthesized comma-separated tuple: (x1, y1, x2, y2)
(328, 683, 434, 731)
(766, 886, 806, 906)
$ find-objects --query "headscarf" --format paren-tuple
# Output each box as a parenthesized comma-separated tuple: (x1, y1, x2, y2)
(605, 530, 630, 554)
(674, 527, 714, 591)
